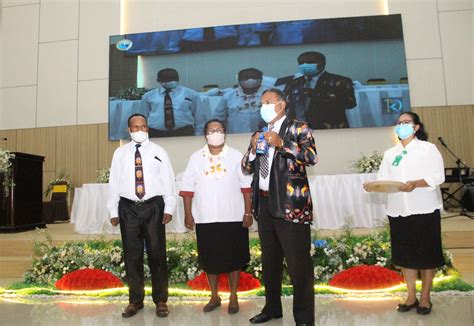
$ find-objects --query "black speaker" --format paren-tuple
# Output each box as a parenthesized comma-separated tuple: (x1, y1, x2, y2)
(462, 185, 474, 212)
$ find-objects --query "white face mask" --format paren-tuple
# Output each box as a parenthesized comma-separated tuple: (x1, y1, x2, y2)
(206, 132, 225, 146)
(260, 102, 281, 123)
(130, 131, 148, 143)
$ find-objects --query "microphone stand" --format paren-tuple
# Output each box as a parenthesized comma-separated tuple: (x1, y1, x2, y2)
(439, 138, 473, 219)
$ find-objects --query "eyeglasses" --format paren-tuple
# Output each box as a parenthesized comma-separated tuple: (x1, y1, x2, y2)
(206, 128, 225, 135)
(396, 120, 414, 126)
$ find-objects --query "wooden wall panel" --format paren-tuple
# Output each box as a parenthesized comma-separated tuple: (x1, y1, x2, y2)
(56, 124, 98, 188)
(413, 105, 474, 168)
(98, 123, 119, 170)
(0, 130, 17, 151)
(3, 105, 472, 194)
(16, 127, 56, 172)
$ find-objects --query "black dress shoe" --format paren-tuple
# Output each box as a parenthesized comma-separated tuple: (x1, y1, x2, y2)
(296, 323, 315, 326)
(249, 312, 283, 324)
(156, 302, 169, 318)
(122, 303, 144, 318)
(416, 302, 432, 315)
(397, 299, 419, 312)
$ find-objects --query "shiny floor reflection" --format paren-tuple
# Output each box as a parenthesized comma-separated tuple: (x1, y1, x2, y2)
(0, 296, 472, 325)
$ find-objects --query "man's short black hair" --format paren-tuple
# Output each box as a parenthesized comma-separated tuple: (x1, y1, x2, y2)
(127, 113, 147, 127)
(238, 68, 263, 81)
(203, 119, 226, 135)
(297, 51, 326, 65)
(262, 88, 286, 102)
(157, 68, 179, 82)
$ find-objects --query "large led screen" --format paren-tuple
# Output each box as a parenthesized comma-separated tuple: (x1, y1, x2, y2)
(109, 14, 409, 140)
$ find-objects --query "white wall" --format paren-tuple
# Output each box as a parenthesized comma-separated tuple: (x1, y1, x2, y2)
(0, 0, 472, 175)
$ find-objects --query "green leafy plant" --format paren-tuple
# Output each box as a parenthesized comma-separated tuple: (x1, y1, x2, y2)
(0, 149, 15, 196)
(22, 227, 456, 289)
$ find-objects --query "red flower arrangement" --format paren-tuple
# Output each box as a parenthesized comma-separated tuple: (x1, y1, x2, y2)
(187, 271, 261, 292)
(55, 268, 124, 291)
(329, 265, 404, 290)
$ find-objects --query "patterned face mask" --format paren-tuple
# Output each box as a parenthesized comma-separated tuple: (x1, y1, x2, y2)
(206, 132, 225, 146)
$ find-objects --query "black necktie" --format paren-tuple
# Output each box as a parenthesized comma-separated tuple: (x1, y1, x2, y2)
(164, 90, 175, 130)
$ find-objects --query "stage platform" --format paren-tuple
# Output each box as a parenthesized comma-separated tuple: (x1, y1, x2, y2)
(1, 215, 473, 325)
(1, 296, 473, 325)
(0, 214, 473, 285)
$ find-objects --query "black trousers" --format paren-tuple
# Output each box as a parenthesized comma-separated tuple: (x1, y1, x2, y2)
(258, 196, 315, 323)
(119, 196, 168, 304)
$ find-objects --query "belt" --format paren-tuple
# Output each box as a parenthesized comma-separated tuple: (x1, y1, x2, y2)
(120, 196, 160, 206)
(259, 190, 269, 197)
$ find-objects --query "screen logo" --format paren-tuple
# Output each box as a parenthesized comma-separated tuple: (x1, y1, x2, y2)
(116, 39, 133, 51)
(381, 97, 403, 113)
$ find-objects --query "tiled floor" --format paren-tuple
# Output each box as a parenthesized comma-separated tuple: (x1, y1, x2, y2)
(0, 296, 472, 325)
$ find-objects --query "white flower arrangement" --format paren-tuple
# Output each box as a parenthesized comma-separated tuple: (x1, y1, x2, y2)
(352, 151, 383, 173)
(0, 149, 15, 196)
(96, 168, 110, 183)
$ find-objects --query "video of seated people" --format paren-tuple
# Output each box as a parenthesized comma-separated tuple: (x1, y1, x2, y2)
(108, 14, 410, 140)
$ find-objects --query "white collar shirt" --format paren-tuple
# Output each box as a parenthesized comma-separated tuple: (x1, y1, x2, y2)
(179, 145, 252, 223)
(377, 138, 445, 217)
(107, 139, 176, 218)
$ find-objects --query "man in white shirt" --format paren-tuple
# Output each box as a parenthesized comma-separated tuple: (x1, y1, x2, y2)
(107, 113, 176, 318)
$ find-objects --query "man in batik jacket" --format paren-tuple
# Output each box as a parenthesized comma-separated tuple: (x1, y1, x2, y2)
(242, 88, 318, 326)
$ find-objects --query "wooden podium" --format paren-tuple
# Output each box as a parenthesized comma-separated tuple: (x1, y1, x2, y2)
(0, 152, 45, 232)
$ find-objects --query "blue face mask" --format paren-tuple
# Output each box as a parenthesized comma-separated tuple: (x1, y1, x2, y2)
(260, 102, 281, 123)
(395, 123, 415, 139)
(161, 81, 178, 89)
(299, 63, 320, 76)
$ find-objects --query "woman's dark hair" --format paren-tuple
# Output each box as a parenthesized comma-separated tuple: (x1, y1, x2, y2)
(399, 112, 428, 141)
(203, 119, 226, 135)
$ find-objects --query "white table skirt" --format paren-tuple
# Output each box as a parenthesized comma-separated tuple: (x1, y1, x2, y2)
(310, 173, 387, 229)
(70, 173, 390, 234)
(71, 184, 117, 234)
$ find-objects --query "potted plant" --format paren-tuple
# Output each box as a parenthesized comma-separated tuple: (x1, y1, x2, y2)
(44, 171, 71, 201)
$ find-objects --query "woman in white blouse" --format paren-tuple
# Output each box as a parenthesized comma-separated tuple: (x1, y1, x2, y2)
(179, 119, 253, 315)
(365, 112, 445, 315)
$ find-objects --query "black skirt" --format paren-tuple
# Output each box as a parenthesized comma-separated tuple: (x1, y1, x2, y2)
(388, 209, 445, 269)
(195, 222, 250, 274)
